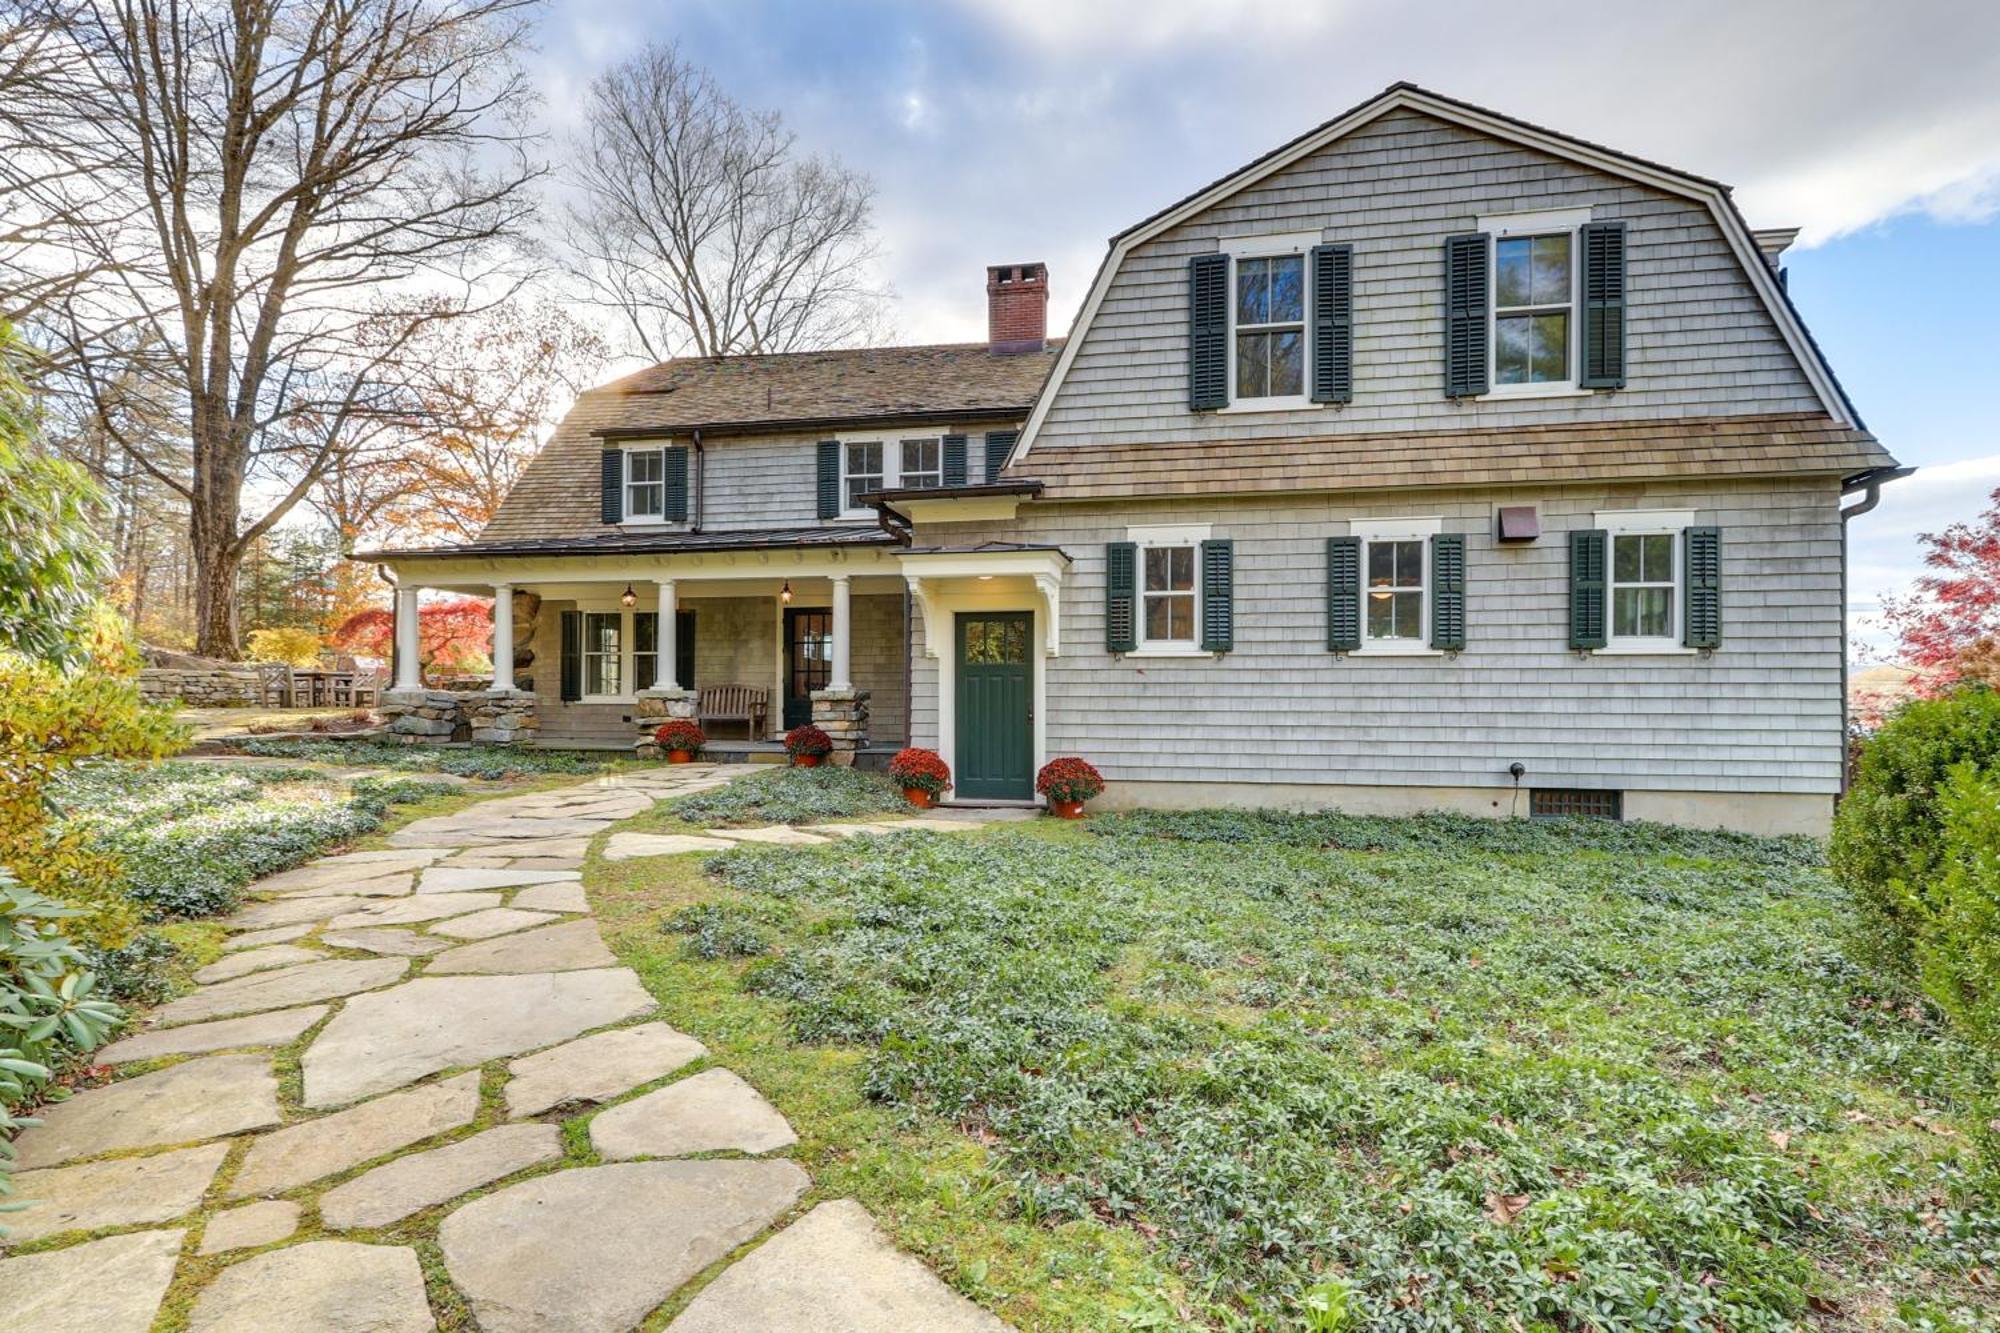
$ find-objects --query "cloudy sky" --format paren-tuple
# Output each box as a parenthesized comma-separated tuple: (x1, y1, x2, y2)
(529, 0, 2000, 658)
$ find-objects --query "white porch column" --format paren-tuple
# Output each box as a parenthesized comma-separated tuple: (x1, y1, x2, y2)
(657, 579, 679, 689)
(490, 583, 514, 691)
(829, 573, 852, 691)
(393, 585, 422, 690)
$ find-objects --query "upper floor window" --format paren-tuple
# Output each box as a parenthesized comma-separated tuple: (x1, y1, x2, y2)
(1234, 254, 1305, 402)
(842, 442, 883, 512)
(626, 449, 665, 521)
(1494, 234, 1570, 385)
(899, 438, 941, 489)
(840, 435, 944, 515)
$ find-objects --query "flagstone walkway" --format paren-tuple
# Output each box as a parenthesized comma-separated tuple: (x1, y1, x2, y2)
(0, 765, 1013, 1333)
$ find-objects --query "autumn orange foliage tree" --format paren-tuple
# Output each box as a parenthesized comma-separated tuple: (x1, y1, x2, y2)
(1876, 485, 2000, 700)
(335, 597, 493, 679)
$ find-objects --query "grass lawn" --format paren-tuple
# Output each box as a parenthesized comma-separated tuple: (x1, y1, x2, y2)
(589, 806, 2000, 1331)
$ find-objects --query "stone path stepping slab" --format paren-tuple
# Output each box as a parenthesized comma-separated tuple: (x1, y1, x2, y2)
(272, 871, 413, 899)
(418, 866, 580, 893)
(427, 919, 615, 975)
(505, 1022, 707, 1118)
(153, 958, 408, 1027)
(222, 924, 311, 951)
(323, 892, 503, 930)
(320, 1123, 561, 1230)
(318, 926, 448, 957)
(303, 969, 654, 1108)
(256, 852, 427, 892)
(188, 1240, 435, 1333)
(602, 831, 734, 860)
(4, 1142, 228, 1245)
(667, 1199, 1008, 1332)
(439, 1159, 809, 1333)
(509, 855, 585, 871)
(199, 1199, 300, 1254)
(708, 824, 831, 845)
(99, 1004, 327, 1065)
(194, 943, 324, 984)
(0, 1228, 185, 1333)
(224, 893, 375, 930)
(510, 880, 589, 912)
(13, 1054, 281, 1168)
(590, 1068, 798, 1159)
(232, 1071, 480, 1196)
(429, 907, 561, 940)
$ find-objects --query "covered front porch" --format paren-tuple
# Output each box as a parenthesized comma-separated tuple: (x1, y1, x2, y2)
(373, 540, 911, 756)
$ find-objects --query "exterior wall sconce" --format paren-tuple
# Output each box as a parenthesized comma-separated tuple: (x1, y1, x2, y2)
(619, 584, 638, 608)
(780, 580, 793, 604)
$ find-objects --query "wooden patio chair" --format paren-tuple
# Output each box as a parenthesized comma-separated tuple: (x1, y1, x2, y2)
(253, 661, 295, 708)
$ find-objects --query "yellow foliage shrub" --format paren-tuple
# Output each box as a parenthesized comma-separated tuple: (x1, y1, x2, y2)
(245, 626, 326, 668)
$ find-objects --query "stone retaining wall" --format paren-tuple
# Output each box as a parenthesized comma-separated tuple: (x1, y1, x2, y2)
(382, 688, 539, 747)
(810, 689, 870, 766)
(138, 666, 268, 707)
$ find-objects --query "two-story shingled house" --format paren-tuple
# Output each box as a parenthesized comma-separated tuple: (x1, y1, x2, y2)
(361, 84, 1903, 835)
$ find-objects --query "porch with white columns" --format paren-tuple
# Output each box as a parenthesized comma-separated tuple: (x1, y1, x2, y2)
(828, 573, 852, 691)
(392, 585, 422, 690)
(656, 578, 679, 689)
(490, 583, 514, 691)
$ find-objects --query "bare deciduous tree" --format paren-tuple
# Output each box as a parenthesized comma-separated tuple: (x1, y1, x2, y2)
(562, 42, 889, 361)
(16, 0, 543, 657)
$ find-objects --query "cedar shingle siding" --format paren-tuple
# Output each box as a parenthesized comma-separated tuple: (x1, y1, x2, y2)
(1027, 108, 1831, 453)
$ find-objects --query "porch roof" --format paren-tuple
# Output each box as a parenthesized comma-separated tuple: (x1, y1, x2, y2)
(353, 525, 901, 562)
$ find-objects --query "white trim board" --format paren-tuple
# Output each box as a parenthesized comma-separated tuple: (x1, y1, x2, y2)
(1011, 84, 1856, 464)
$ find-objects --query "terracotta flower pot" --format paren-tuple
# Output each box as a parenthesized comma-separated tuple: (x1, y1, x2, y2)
(666, 750, 695, 764)
(1048, 798, 1086, 819)
(903, 787, 935, 809)
(792, 753, 823, 768)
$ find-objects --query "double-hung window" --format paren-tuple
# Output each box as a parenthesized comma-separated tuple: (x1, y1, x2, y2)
(1221, 233, 1316, 409)
(582, 612, 622, 697)
(625, 449, 665, 521)
(1594, 509, 1695, 653)
(1127, 524, 1209, 653)
(1480, 209, 1591, 395)
(1348, 517, 1445, 655)
(899, 437, 941, 489)
(841, 435, 945, 515)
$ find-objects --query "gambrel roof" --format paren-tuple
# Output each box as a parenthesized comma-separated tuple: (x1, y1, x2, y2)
(1011, 82, 1866, 466)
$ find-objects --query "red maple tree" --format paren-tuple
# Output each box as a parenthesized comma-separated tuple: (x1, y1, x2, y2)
(334, 597, 493, 678)
(1876, 486, 2000, 700)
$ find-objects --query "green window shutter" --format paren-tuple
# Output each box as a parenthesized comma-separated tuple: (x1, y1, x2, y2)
(942, 433, 967, 487)
(662, 446, 689, 521)
(558, 610, 582, 702)
(1310, 243, 1353, 403)
(1430, 533, 1466, 650)
(1200, 539, 1234, 652)
(1188, 253, 1229, 410)
(1326, 536, 1361, 651)
(1569, 529, 1608, 650)
(1683, 526, 1721, 648)
(675, 609, 697, 690)
(1580, 221, 1627, 389)
(983, 429, 1018, 482)
(1443, 233, 1490, 398)
(816, 439, 841, 518)
(599, 449, 624, 524)
(1105, 542, 1137, 653)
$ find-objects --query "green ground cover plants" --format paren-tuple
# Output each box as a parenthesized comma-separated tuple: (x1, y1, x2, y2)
(228, 737, 611, 779)
(594, 810, 2000, 1331)
(662, 764, 907, 826)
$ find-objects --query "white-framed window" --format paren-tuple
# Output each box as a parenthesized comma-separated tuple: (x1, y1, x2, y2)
(1127, 523, 1209, 654)
(842, 441, 883, 513)
(1479, 208, 1591, 397)
(1596, 509, 1695, 654)
(899, 437, 942, 489)
(840, 434, 946, 515)
(1350, 517, 1443, 655)
(625, 449, 665, 520)
(1221, 232, 1316, 411)
(582, 611, 622, 697)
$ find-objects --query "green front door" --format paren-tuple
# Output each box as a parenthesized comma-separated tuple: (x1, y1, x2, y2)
(955, 612, 1033, 800)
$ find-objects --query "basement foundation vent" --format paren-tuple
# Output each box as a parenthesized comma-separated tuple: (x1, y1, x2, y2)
(1529, 788, 1623, 821)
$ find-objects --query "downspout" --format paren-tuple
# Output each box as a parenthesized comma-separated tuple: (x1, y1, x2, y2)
(692, 429, 705, 533)
(875, 501, 914, 546)
(1838, 466, 1915, 791)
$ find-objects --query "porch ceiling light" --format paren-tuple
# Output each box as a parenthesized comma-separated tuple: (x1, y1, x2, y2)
(620, 583, 637, 608)
(780, 580, 793, 604)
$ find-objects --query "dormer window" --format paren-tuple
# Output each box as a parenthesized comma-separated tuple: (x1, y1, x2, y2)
(626, 449, 665, 520)
(842, 442, 883, 512)
(838, 435, 943, 516)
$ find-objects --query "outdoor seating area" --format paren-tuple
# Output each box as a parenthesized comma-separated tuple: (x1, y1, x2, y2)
(697, 683, 770, 740)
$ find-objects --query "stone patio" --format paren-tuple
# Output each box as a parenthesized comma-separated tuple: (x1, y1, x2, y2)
(0, 763, 1012, 1331)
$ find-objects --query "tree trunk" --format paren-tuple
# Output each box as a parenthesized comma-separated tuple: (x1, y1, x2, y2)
(192, 531, 242, 658)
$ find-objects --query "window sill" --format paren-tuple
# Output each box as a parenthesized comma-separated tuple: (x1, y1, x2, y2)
(1475, 383, 1595, 401)
(619, 519, 682, 529)
(1217, 397, 1316, 415)
(1122, 645, 1216, 659)
(1592, 642, 1699, 656)
(1348, 644, 1445, 657)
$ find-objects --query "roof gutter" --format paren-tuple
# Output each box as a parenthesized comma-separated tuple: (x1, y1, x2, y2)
(1840, 465, 1913, 521)
(593, 405, 1031, 442)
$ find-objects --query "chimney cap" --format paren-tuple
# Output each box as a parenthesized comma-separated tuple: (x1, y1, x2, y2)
(986, 262, 1047, 286)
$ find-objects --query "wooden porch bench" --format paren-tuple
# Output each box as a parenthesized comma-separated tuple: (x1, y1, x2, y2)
(697, 684, 770, 740)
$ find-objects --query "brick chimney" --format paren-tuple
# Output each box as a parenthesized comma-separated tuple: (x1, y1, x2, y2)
(986, 262, 1048, 355)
